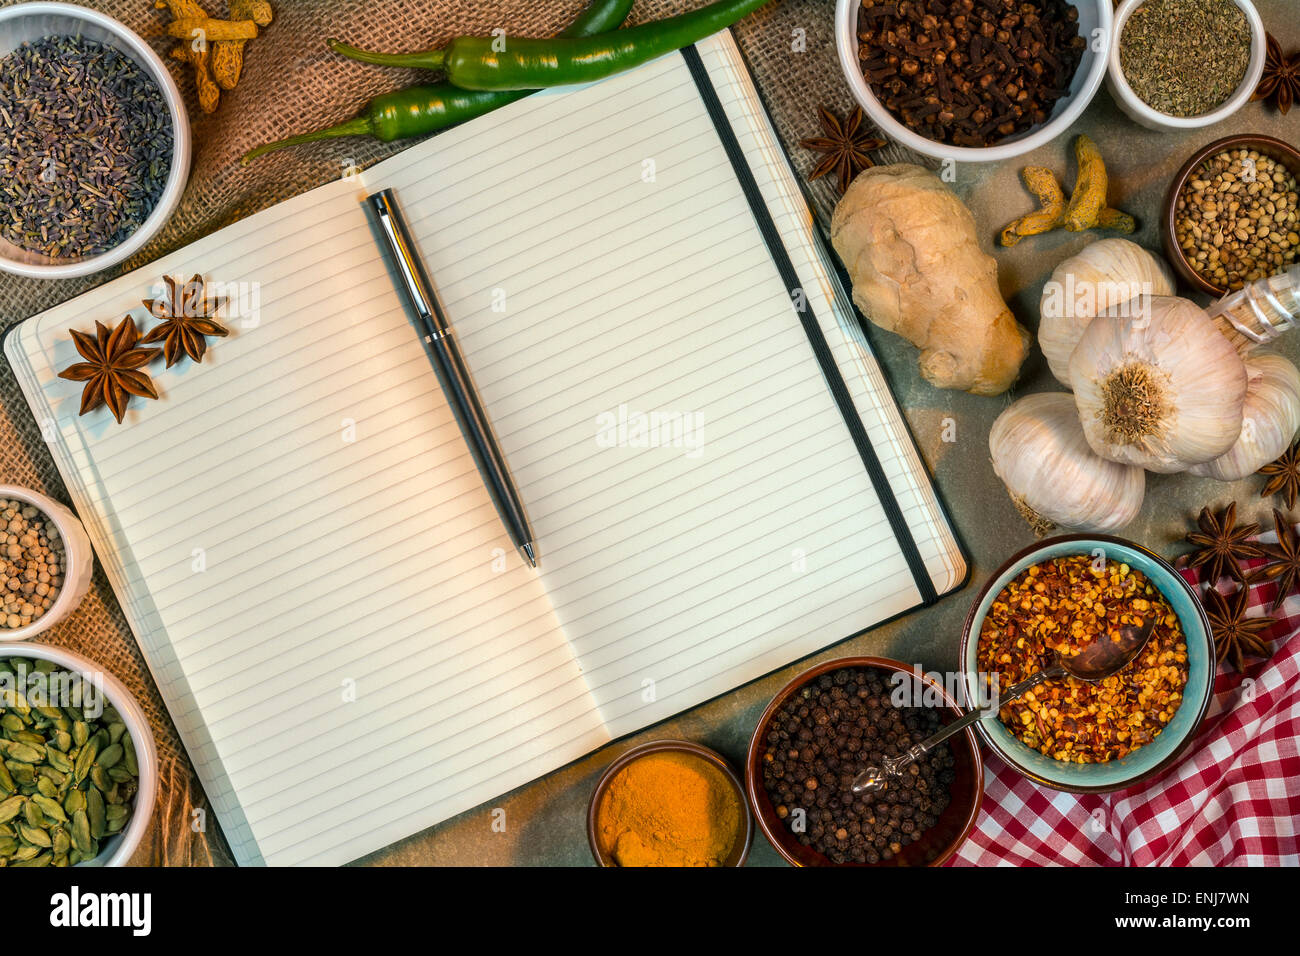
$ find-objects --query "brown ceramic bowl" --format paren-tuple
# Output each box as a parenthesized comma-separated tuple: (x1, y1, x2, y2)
(1163, 134, 1300, 296)
(587, 739, 753, 867)
(745, 657, 983, 867)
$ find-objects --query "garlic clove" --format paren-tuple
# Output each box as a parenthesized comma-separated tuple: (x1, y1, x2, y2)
(1188, 352, 1300, 481)
(1068, 295, 1248, 473)
(1039, 238, 1174, 385)
(990, 391, 1144, 533)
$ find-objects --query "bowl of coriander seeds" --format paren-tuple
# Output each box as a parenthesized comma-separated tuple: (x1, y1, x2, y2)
(1164, 135, 1300, 295)
(0, 2, 191, 279)
(0, 486, 94, 642)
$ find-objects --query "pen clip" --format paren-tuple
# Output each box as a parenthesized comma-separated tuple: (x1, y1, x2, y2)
(367, 189, 437, 321)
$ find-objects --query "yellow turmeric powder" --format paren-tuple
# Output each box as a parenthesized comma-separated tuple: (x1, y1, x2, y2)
(596, 751, 741, 867)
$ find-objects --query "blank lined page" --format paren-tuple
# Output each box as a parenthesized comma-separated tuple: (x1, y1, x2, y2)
(370, 38, 929, 736)
(6, 178, 608, 867)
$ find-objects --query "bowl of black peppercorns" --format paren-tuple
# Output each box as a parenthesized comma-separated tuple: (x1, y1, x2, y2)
(746, 657, 983, 866)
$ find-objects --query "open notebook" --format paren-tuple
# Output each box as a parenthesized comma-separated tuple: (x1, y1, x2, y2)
(5, 32, 965, 866)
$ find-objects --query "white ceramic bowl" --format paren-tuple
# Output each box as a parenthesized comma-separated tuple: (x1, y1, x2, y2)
(834, 0, 1113, 163)
(1107, 0, 1266, 133)
(2, 643, 158, 865)
(0, 2, 191, 280)
(0, 485, 94, 642)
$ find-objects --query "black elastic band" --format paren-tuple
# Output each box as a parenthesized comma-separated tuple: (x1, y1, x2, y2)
(681, 45, 937, 607)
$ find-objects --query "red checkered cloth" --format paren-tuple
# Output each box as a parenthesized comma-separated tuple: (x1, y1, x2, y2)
(951, 542, 1300, 866)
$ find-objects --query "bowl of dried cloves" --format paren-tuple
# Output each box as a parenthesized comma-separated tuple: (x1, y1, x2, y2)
(834, 0, 1112, 162)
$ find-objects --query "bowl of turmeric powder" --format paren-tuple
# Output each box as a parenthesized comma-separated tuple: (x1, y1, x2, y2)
(587, 740, 752, 867)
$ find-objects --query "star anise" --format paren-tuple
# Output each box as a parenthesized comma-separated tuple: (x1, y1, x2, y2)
(57, 316, 161, 424)
(800, 106, 885, 195)
(1248, 508, 1300, 611)
(1252, 33, 1300, 115)
(1258, 439, 1300, 510)
(1201, 585, 1274, 674)
(141, 274, 228, 367)
(1186, 503, 1263, 586)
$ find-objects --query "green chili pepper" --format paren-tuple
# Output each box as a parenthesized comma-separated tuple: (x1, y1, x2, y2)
(328, 0, 775, 91)
(242, 0, 634, 163)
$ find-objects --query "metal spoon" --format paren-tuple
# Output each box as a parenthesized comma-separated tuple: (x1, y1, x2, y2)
(851, 617, 1157, 794)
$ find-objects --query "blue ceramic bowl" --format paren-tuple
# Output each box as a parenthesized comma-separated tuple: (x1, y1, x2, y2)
(960, 535, 1214, 793)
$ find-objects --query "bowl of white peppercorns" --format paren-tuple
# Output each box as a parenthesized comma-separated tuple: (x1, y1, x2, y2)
(0, 486, 94, 641)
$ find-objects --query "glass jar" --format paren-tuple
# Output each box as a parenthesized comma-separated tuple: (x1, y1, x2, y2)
(1206, 264, 1300, 350)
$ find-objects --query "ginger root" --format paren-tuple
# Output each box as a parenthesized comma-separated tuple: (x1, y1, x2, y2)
(1000, 135, 1136, 246)
(831, 164, 1030, 396)
(156, 0, 273, 111)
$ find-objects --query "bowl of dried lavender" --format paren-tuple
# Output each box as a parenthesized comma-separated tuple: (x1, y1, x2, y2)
(834, 0, 1112, 162)
(0, 2, 191, 280)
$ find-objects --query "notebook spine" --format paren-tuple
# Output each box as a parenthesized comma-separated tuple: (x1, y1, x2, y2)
(680, 44, 938, 606)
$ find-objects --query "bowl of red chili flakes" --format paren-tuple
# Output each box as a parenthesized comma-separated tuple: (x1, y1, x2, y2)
(960, 534, 1215, 793)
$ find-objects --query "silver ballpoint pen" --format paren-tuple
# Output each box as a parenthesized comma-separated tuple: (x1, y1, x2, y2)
(366, 188, 537, 568)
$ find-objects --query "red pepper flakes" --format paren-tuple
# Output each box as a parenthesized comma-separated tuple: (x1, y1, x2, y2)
(976, 555, 1189, 764)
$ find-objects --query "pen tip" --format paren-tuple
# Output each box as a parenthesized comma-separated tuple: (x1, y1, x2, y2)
(522, 542, 537, 568)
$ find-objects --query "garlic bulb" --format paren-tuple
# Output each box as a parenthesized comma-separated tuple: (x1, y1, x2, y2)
(1039, 238, 1175, 384)
(1069, 296, 1248, 473)
(1188, 352, 1300, 481)
(990, 392, 1144, 533)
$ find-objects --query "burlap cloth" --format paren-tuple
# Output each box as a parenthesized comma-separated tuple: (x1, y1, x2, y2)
(0, 0, 923, 865)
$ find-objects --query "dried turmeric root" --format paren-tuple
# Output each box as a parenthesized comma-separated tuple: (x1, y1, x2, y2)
(1097, 206, 1137, 233)
(165, 18, 258, 40)
(1000, 166, 1065, 246)
(999, 135, 1136, 246)
(1063, 135, 1108, 232)
(232, 0, 272, 25)
(210, 42, 243, 91)
(212, 0, 274, 89)
(155, 0, 203, 19)
(156, 0, 272, 111)
(169, 42, 221, 114)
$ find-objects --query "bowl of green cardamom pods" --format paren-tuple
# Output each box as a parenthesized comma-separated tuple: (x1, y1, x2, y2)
(0, 644, 157, 867)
